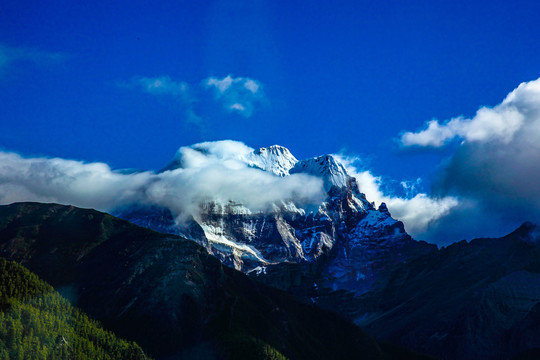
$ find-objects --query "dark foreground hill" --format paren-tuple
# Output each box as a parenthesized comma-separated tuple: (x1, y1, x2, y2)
(0, 257, 150, 359)
(357, 222, 540, 360)
(0, 202, 431, 360)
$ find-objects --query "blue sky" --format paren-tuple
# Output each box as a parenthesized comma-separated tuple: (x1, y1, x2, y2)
(2, 0, 540, 243)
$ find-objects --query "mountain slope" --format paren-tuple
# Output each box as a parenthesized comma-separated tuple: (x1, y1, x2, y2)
(0, 202, 431, 360)
(356, 222, 540, 360)
(0, 257, 150, 359)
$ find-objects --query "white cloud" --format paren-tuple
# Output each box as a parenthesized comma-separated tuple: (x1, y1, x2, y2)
(334, 154, 458, 237)
(398, 77, 540, 243)
(132, 75, 189, 96)
(0, 141, 325, 223)
(243, 79, 260, 93)
(400, 81, 532, 147)
(0, 152, 153, 210)
(205, 75, 265, 117)
(383, 194, 459, 237)
(401, 119, 460, 147)
(206, 75, 234, 93)
(230, 103, 245, 111)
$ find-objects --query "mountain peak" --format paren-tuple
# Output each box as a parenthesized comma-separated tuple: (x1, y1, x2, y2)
(254, 144, 292, 155)
(290, 154, 350, 191)
(242, 145, 298, 176)
(378, 202, 391, 216)
(511, 221, 540, 244)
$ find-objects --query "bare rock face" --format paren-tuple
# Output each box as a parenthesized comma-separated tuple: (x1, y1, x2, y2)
(321, 201, 433, 296)
(116, 145, 435, 298)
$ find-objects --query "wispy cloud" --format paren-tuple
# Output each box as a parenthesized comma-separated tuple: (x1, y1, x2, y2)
(0, 43, 67, 71)
(130, 75, 189, 96)
(122, 75, 201, 125)
(122, 74, 266, 124)
(205, 75, 265, 117)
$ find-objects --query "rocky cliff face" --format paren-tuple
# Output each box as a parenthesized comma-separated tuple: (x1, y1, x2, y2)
(116, 144, 435, 297)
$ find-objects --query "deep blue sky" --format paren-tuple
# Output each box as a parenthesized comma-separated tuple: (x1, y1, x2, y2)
(1, 0, 540, 196)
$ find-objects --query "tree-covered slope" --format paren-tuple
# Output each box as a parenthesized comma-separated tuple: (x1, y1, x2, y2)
(0, 257, 150, 359)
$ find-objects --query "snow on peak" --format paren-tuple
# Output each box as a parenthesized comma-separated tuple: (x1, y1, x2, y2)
(290, 155, 350, 192)
(160, 142, 349, 189)
(242, 145, 298, 176)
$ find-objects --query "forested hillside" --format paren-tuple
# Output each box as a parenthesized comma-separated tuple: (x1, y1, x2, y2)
(0, 258, 150, 359)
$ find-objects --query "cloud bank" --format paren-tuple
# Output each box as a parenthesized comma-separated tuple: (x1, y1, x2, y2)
(0, 140, 467, 241)
(0, 141, 325, 223)
(400, 79, 539, 148)
(400, 77, 540, 243)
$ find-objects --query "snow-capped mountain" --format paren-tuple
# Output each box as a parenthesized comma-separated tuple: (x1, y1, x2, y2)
(116, 143, 434, 296)
(290, 154, 350, 191)
(243, 145, 298, 176)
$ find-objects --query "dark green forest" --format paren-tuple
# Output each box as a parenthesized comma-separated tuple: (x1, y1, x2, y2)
(0, 258, 150, 359)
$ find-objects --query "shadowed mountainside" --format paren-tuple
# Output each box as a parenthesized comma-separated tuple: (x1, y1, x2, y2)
(356, 222, 540, 360)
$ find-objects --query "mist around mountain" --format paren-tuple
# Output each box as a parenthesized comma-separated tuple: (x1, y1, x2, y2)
(0, 140, 457, 245)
